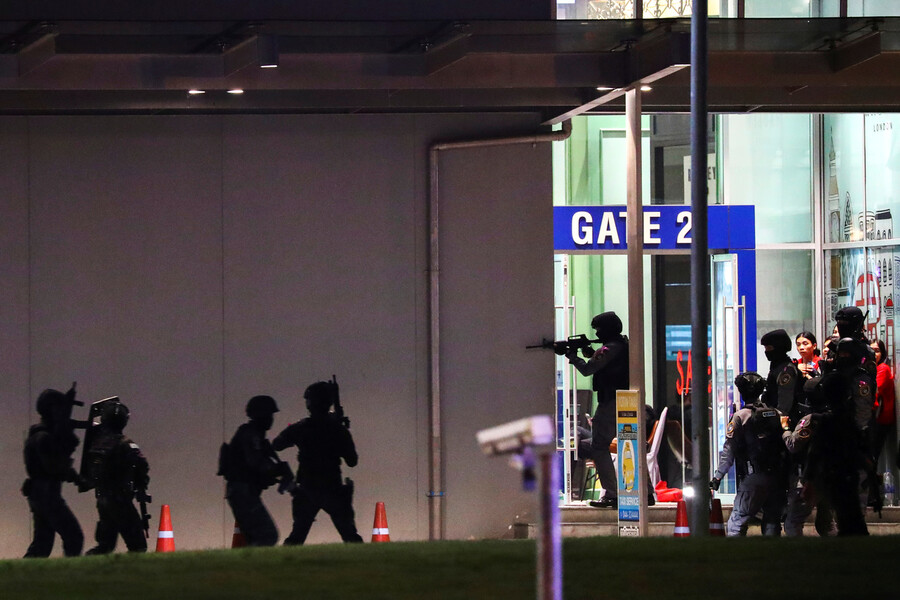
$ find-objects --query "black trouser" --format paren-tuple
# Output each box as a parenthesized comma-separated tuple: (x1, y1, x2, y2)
(828, 467, 869, 536)
(873, 422, 895, 465)
(727, 472, 786, 536)
(285, 484, 363, 545)
(23, 479, 84, 558)
(226, 481, 278, 546)
(590, 400, 618, 500)
(88, 492, 147, 554)
(783, 471, 836, 537)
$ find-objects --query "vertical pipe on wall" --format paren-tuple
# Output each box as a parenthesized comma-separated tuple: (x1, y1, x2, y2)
(427, 146, 444, 541)
(428, 121, 571, 540)
(690, 0, 711, 536)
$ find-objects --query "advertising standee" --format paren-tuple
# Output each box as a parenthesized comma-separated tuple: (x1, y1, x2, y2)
(616, 390, 644, 537)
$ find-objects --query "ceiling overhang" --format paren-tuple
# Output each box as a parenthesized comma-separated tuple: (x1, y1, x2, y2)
(1, 17, 899, 118)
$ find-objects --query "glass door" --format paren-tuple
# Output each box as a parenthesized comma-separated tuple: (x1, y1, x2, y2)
(710, 254, 744, 498)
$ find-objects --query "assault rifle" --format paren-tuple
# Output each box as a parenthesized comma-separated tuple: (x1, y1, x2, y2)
(328, 376, 355, 496)
(526, 334, 600, 357)
(135, 489, 152, 538)
(329, 374, 350, 429)
(63, 382, 90, 431)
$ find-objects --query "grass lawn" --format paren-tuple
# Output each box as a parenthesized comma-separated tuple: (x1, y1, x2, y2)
(0, 535, 895, 599)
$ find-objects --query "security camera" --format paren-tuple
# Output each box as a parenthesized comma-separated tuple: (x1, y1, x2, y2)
(476, 415, 554, 456)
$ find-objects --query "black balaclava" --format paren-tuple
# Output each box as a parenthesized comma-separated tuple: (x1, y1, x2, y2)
(760, 329, 792, 363)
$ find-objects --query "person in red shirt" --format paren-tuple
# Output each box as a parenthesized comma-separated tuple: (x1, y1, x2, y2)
(870, 339, 895, 466)
(795, 331, 821, 380)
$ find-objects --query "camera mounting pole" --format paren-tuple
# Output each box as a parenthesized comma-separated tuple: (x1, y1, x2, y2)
(477, 415, 560, 600)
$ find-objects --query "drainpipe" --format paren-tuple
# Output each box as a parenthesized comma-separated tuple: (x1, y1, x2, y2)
(426, 119, 572, 540)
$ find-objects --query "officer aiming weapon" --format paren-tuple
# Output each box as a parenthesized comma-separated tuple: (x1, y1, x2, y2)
(526, 334, 600, 357)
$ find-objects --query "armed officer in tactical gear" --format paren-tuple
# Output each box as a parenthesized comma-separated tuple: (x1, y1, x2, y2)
(783, 376, 837, 536)
(565, 311, 629, 508)
(710, 371, 789, 536)
(22, 386, 85, 557)
(832, 305, 881, 511)
(813, 336, 875, 535)
(273, 381, 363, 544)
(760, 329, 805, 429)
(220, 395, 294, 546)
(84, 401, 150, 554)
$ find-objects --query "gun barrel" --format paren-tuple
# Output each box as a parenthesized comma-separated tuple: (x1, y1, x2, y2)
(525, 338, 554, 350)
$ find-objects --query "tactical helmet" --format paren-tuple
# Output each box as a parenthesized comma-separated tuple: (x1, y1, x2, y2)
(734, 371, 766, 402)
(834, 337, 866, 370)
(35, 389, 67, 420)
(304, 382, 333, 415)
(760, 329, 792, 355)
(835, 306, 865, 338)
(590, 311, 623, 342)
(101, 401, 130, 432)
(246, 395, 279, 420)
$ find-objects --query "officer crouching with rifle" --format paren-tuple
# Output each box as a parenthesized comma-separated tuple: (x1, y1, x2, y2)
(273, 377, 363, 544)
(219, 395, 295, 546)
(81, 399, 151, 554)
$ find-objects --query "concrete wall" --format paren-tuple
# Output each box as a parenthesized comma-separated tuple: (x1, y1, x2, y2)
(0, 113, 554, 557)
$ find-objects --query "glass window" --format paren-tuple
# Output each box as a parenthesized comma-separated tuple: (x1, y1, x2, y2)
(745, 0, 815, 17)
(865, 115, 900, 242)
(825, 247, 897, 348)
(825, 115, 866, 243)
(849, 0, 900, 16)
(556, 0, 724, 19)
(721, 114, 813, 244)
(650, 114, 717, 206)
(563, 116, 651, 206)
(756, 250, 816, 365)
(600, 129, 651, 205)
(824, 247, 866, 330)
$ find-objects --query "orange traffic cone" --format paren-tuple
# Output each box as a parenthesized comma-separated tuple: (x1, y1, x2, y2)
(156, 504, 175, 552)
(231, 521, 247, 548)
(709, 498, 725, 537)
(673, 499, 690, 537)
(371, 502, 391, 542)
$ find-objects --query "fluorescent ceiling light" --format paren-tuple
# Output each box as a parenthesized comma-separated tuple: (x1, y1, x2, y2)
(227, 89, 244, 95)
(187, 89, 205, 95)
(258, 34, 279, 68)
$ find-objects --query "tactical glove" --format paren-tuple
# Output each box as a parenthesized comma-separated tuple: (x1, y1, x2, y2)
(709, 476, 721, 491)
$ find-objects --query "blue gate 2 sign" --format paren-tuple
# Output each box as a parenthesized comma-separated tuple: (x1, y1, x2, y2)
(553, 205, 754, 252)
